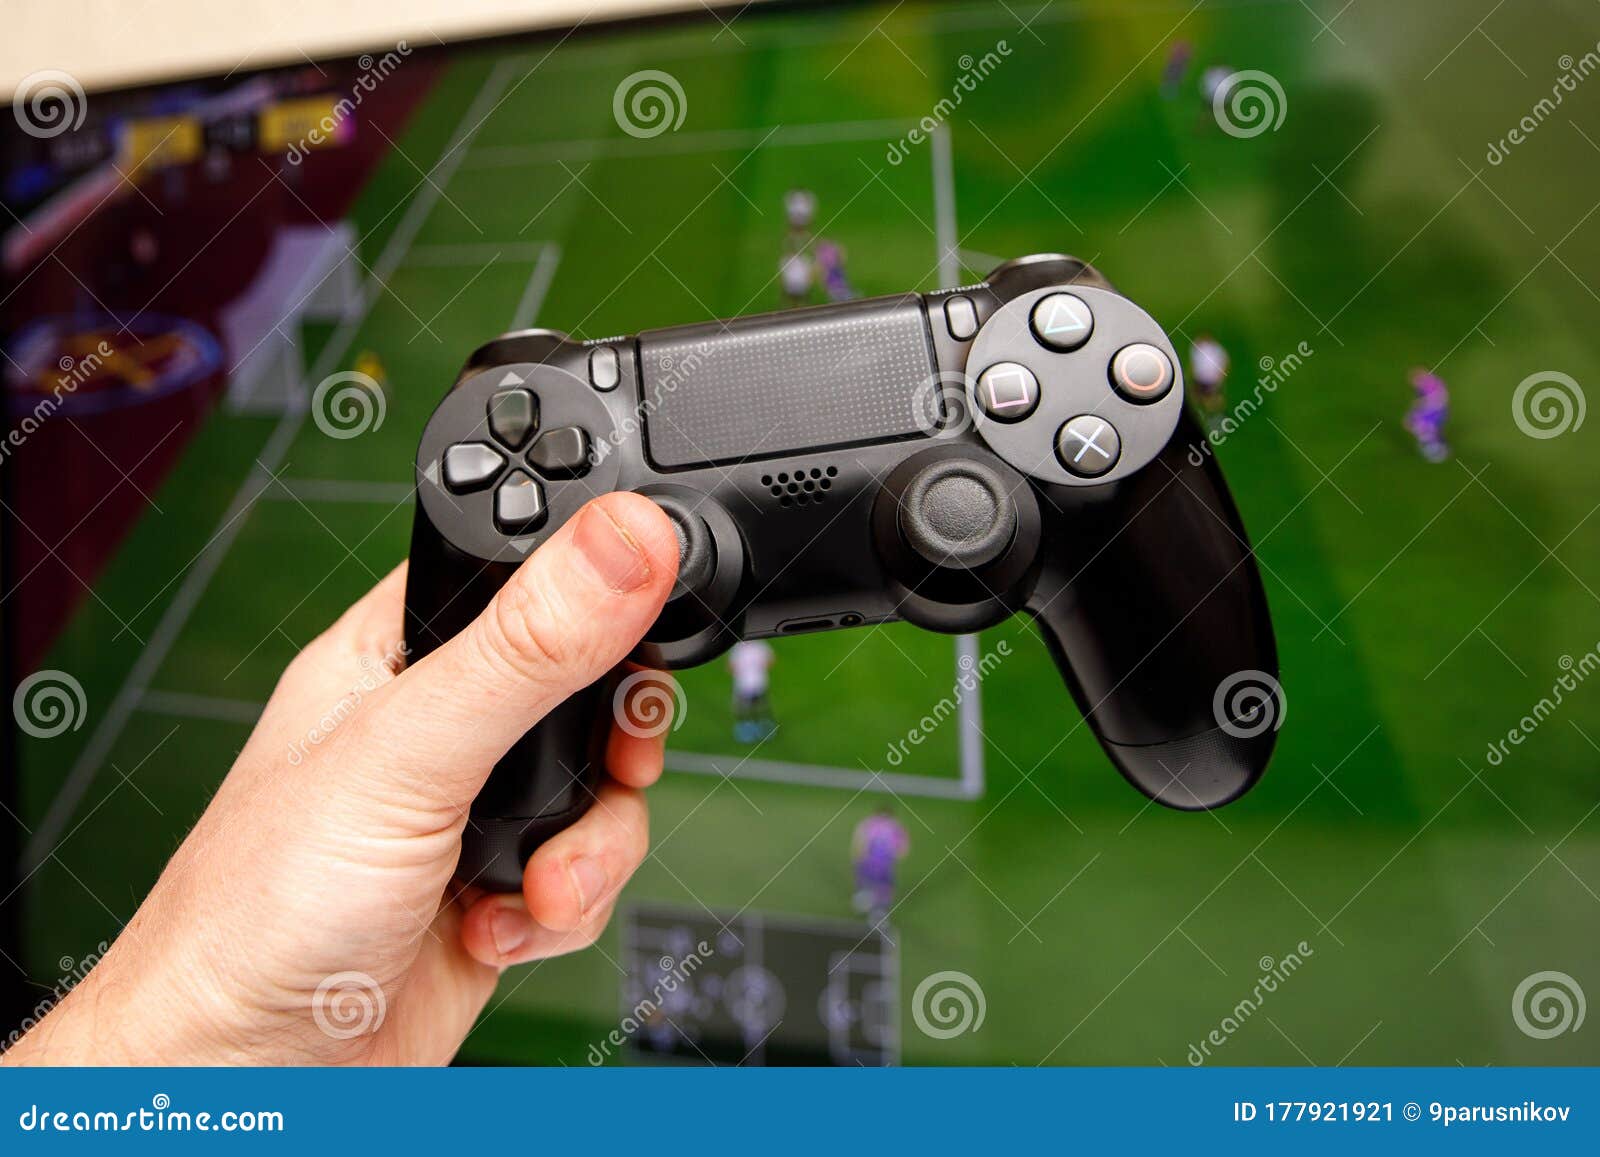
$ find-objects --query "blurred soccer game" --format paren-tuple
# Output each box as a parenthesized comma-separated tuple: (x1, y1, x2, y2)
(4, 0, 1599, 1065)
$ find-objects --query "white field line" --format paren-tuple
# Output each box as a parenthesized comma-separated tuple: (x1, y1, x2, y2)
(464, 118, 916, 169)
(509, 243, 564, 330)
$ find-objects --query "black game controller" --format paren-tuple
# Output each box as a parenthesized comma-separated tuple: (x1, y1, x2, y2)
(405, 255, 1280, 891)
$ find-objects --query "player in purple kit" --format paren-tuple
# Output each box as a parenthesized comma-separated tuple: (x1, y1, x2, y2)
(814, 239, 857, 302)
(1405, 366, 1450, 462)
(852, 807, 910, 919)
(1160, 39, 1193, 100)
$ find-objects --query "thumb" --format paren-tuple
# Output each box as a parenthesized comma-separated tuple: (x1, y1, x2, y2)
(342, 492, 679, 818)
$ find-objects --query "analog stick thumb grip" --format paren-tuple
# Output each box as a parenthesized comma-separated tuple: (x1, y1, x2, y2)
(651, 494, 717, 599)
(896, 458, 1018, 570)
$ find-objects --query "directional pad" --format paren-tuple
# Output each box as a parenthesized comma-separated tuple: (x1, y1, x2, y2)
(527, 426, 592, 479)
(488, 389, 538, 450)
(494, 470, 548, 533)
(442, 442, 505, 492)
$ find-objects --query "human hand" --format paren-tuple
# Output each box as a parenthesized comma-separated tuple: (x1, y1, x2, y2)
(4, 493, 679, 1065)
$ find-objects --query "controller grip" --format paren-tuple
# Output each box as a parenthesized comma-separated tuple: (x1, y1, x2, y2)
(1029, 412, 1279, 808)
(457, 679, 613, 892)
(405, 518, 612, 892)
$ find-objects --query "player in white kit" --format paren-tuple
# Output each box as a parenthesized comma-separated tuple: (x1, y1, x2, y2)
(728, 639, 777, 743)
(1188, 333, 1230, 433)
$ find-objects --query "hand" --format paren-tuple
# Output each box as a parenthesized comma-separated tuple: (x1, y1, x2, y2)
(4, 493, 679, 1065)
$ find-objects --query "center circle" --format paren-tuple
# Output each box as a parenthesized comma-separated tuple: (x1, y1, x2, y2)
(925, 474, 998, 543)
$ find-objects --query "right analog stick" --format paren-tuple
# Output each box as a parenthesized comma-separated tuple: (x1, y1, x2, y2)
(896, 458, 1018, 571)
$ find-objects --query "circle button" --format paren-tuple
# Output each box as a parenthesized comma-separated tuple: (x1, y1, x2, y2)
(1055, 415, 1122, 478)
(1030, 292, 1095, 351)
(975, 361, 1040, 423)
(1109, 343, 1175, 403)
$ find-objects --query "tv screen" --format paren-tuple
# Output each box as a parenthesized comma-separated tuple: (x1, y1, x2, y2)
(3, 0, 1596, 1065)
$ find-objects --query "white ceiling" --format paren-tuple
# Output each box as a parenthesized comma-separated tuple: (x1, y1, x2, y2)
(4, 0, 725, 94)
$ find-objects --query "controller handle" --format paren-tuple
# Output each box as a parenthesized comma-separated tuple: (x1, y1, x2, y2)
(404, 512, 616, 891)
(1027, 411, 1280, 808)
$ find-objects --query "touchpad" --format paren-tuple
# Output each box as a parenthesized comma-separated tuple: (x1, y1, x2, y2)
(638, 295, 937, 469)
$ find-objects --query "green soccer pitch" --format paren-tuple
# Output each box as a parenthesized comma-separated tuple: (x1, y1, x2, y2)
(14, 0, 1600, 1066)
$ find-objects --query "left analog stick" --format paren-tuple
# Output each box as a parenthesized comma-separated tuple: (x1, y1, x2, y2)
(651, 495, 716, 600)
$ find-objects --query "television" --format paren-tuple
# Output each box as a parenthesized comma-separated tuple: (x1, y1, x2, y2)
(4, 0, 1596, 1065)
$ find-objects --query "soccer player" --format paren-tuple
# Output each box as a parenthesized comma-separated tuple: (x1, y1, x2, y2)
(852, 807, 910, 919)
(1188, 332, 1230, 432)
(1200, 65, 1234, 112)
(778, 250, 814, 308)
(814, 239, 857, 302)
(727, 639, 776, 743)
(784, 188, 816, 240)
(779, 189, 818, 307)
(1161, 40, 1193, 100)
(354, 349, 389, 393)
(1405, 367, 1451, 462)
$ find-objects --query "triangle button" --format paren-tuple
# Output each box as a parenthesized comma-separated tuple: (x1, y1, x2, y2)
(1031, 293, 1094, 351)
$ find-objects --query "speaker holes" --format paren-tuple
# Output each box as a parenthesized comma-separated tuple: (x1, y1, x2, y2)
(765, 462, 834, 507)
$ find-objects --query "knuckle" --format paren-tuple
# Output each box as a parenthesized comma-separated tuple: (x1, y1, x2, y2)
(483, 569, 573, 675)
(576, 905, 616, 948)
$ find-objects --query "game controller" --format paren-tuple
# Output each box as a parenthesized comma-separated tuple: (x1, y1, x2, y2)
(404, 254, 1280, 891)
